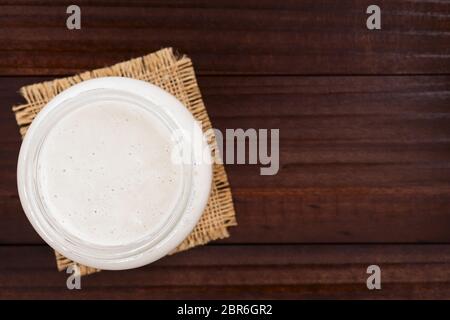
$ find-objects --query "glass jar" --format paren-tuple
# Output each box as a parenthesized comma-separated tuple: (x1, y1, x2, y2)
(17, 77, 212, 270)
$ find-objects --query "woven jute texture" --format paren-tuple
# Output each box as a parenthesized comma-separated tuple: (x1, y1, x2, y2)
(12, 48, 237, 276)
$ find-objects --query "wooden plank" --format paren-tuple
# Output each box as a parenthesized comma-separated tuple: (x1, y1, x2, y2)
(1, 244, 450, 299)
(1, 75, 450, 244)
(0, 0, 449, 75)
(3, 187, 450, 244)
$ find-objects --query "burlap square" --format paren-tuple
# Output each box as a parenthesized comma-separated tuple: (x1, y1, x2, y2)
(12, 48, 236, 275)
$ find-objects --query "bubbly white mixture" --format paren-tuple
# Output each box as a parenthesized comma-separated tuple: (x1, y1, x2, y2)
(37, 101, 183, 246)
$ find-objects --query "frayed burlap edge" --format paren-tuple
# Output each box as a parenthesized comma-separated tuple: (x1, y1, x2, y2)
(12, 48, 237, 276)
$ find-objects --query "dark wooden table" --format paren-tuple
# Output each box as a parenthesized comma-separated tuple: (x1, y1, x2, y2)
(1, 0, 450, 299)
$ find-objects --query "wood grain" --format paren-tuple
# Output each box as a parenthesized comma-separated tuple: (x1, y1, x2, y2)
(2, 75, 450, 244)
(0, 0, 449, 75)
(1, 0, 450, 300)
(2, 245, 450, 299)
